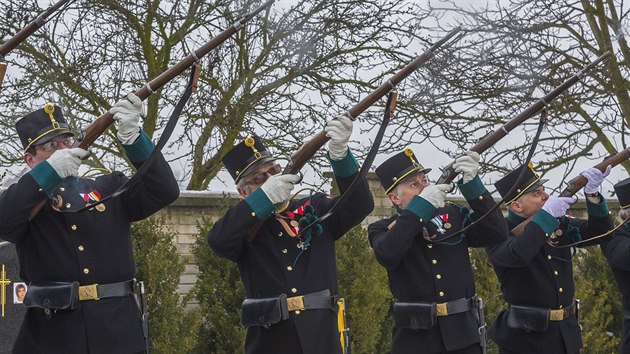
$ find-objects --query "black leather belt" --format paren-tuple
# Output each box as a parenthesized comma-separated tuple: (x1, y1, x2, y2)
(78, 280, 134, 301)
(286, 289, 336, 312)
(509, 302, 575, 321)
(436, 297, 475, 317)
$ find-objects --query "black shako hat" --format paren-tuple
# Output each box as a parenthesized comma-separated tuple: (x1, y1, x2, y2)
(494, 162, 548, 204)
(16, 103, 73, 152)
(222, 134, 276, 184)
(375, 148, 432, 194)
(614, 177, 630, 209)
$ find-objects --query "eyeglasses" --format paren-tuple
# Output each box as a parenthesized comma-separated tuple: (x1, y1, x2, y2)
(36, 136, 75, 152)
(245, 163, 282, 185)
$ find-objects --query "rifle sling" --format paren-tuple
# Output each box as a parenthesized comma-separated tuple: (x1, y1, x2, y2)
(295, 91, 396, 238)
(426, 110, 548, 243)
(58, 66, 198, 214)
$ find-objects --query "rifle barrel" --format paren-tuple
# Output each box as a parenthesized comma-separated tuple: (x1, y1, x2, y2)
(77, 0, 275, 149)
(436, 51, 611, 185)
(0, 0, 73, 57)
(283, 27, 463, 175)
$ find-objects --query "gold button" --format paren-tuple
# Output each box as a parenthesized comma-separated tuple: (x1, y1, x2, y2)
(439, 291, 444, 297)
(59, 187, 65, 192)
(66, 203, 72, 209)
(282, 249, 288, 254)
(427, 244, 433, 249)
(295, 310, 301, 315)
(78, 245, 84, 251)
(559, 288, 563, 292)
(432, 260, 437, 265)
(554, 271, 559, 275)
(71, 225, 77, 231)
(547, 255, 552, 260)
(83, 268, 89, 274)
(291, 288, 297, 293)
(38, 188, 42, 192)
(419, 218, 423, 223)
(478, 195, 483, 200)
(436, 274, 442, 279)
(251, 212, 256, 217)
(278, 232, 283, 237)
(287, 266, 293, 271)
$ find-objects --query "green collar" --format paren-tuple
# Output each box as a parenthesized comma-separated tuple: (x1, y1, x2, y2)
(507, 210, 526, 224)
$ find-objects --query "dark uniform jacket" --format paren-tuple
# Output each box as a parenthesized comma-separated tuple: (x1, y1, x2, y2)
(486, 195, 612, 354)
(207, 152, 373, 354)
(368, 176, 509, 354)
(601, 223, 630, 354)
(0, 132, 179, 354)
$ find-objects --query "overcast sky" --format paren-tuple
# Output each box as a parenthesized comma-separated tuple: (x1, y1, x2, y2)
(5, 0, 628, 200)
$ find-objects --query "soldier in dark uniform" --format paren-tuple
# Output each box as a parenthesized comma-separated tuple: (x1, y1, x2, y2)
(486, 163, 612, 354)
(602, 177, 630, 354)
(0, 93, 179, 354)
(368, 148, 509, 354)
(207, 114, 374, 354)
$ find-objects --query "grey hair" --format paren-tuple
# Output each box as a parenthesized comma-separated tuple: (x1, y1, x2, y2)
(619, 207, 630, 223)
(237, 178, 250, 195)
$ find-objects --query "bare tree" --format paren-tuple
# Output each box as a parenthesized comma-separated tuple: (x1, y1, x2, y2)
(389, 0, 630, 189)
(0, 0, 438, 190)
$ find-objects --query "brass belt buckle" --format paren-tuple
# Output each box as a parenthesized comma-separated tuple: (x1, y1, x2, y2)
(79, 284, 99, 301)
(436, 302, 448, 317)
(287, 295, 305, 312)
(549, 308, 564, 321)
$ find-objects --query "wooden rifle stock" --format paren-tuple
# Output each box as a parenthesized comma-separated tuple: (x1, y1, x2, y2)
(76, 0, 275, 149)
(436, 52, 612, 185)
(26, 0, 274, 220)
(0, 0, 74, 90)
(511, 147, 630, 236)
(282, 26, 463, 175)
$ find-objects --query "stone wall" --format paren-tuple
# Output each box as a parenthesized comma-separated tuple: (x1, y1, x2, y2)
(160, 172, 616, 303)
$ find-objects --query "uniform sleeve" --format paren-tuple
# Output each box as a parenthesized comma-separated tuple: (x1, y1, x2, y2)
(0, 173, 50, 243)
(602, 231, 630, 271)
(574, 193, 613, 248)
(318, 150, 374, 240)
(458, 175, 509, 247)
(207, 191, 274, 262)
(368, 195, 434, 269)
(119, 130, 180, 221)
(486, 210, 558, 267)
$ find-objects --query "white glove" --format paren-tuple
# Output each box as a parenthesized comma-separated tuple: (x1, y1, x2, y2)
(110, 93, 142, 145)
(259, 174, 300, 204)
(581, 166, 611, 194)
(47, 148, 89, 179)
(541, 196, 575, 218)
(419, 184, 451, 209)
(324, 114, 353, 161)
(452, 151, 480, 183)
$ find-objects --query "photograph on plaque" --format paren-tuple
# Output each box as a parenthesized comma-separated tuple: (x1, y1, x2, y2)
(12, 283, 26, 304)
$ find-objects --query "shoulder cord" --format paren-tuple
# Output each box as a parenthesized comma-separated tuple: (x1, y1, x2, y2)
(547, 215, 630, 249)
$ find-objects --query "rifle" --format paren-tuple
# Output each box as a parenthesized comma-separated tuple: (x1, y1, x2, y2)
(435, 52, 611, 185)
(0, 0, 75, 90)
(283, 26, 463, 175)
(511, 146, 630, 236)
(27, 0, 275, 220)
(75, 0, 275, 149)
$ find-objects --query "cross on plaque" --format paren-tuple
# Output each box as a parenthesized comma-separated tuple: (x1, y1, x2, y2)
(0, 264, 11, 317)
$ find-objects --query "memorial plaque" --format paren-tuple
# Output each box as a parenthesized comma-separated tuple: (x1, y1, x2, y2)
(0, 242, 26, 354)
